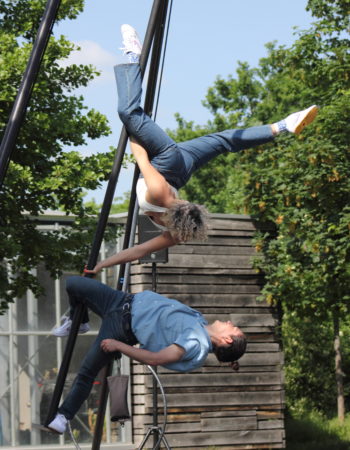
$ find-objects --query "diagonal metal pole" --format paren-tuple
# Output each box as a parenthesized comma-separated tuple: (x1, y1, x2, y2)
(44, 0, 167, 431)
(91, 2, 170, 448)
(0, 0, 62, 188)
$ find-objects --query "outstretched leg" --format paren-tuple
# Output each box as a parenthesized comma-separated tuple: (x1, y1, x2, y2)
(179, 125, 275, 175)
(178, 105, 319, 180)
(115, 25, 176, 158)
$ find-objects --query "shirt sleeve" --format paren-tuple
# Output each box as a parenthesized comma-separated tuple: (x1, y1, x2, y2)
(174, 328, 208, 362)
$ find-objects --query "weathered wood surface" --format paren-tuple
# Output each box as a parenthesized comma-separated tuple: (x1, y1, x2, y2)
(134, 372, 282, 388)
(131, 283, 262, 294)
(134, 429, 285, 448)
(141, 391, 284, 408)
(129, 214, 285, 448)
(131, 273, 262, 285)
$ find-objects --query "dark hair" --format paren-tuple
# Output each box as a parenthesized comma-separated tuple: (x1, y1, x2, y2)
(213, 335, 247, 371)
(164, 202, 209, 242)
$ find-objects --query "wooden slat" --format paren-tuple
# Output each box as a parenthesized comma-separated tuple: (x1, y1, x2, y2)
(258, 419, 285, 430)
(162, 253, 255, 268)
(131, 266, 260, 275)
(209, 218, 258, 231)
(138, 372, 282, 388)
(133, 413, 201, 428)
(143, 391, 283, 408)
(201, 313, 277, 327)
(202, 410, 257, 418)
(167, 293, 267, 307)
(131, 284, 262, 294)
(132, 364, 282, 376)
(205, 352, 283, 366)
(201, 416, 258, 431)
(131, 273, 262, 285)
(160, 429, 285, 447)
(170, 245, 256, 255)
(206, 229, 256, 237)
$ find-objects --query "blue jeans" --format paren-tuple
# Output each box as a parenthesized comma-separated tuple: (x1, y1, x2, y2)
(58, 276, 129, 420)
(115, 63, 275, 190)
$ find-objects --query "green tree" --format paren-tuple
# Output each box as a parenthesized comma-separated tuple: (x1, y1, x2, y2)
(170, 0, 350, 418)
(0, 0, 119, 310)
(86, 191, 130, 214)
(245, 0, 350, 420)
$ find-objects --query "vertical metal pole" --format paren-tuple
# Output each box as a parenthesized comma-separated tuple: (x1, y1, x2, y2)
(151, 263, 159, 449)
(0, 0, 62, 188)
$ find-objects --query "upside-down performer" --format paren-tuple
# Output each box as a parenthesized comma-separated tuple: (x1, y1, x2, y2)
(47, 276, 247, 433)
(84, 24, 318, 277)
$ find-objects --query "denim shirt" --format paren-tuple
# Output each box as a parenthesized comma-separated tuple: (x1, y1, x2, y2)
(131, 291, 212, 372)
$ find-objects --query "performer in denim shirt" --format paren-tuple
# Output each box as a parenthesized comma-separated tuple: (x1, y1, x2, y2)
(48, 276, 247, 434)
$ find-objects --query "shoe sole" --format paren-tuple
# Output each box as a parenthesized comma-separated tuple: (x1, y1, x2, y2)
(32, 423, 63, 434)
(294, 105, 318, 134)
(120, 24, 142, 54)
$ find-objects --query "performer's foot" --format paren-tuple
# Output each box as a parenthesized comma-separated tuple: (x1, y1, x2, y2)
(52, 316, 90, 337)
(120, 24, 142, 56)
(47, 413, 68, 434)
(277, 105, 319, 134)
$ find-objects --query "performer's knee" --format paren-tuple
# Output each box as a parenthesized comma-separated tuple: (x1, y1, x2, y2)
(118, 107, 141, 132)
(66, 275, 84, 296)
(117, 107, 130, 125)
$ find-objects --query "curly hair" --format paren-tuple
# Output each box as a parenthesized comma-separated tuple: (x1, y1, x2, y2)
(163, 202, 209, 242)
(213, 335, 247, 371)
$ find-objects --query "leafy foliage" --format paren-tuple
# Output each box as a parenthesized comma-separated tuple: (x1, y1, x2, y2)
(86, 191, 131, 214)
(0, 0, 119, 309)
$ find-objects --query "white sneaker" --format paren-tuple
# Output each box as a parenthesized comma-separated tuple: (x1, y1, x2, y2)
(47, 413, 67, 434)
(120, 24, 142, 55)
(52, 316, 90, 337)
(285, 105, 319, 134)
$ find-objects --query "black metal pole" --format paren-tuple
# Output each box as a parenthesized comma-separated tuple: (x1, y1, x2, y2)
(91, 2, 170, 448)
(0, 0, 62, 188)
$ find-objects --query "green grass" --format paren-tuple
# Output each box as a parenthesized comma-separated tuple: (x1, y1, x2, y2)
(204, 412, 350, 450)
(286, 411, 350, 450)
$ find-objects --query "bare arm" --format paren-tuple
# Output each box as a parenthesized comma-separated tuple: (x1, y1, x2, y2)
(84, 232, 177, 275)
(130, 138, 173, 205)
(101, 339, 185, 366)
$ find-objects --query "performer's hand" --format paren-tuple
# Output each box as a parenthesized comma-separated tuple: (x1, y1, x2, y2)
(101, 339, 121, 353)
(83, 264, 100, 276)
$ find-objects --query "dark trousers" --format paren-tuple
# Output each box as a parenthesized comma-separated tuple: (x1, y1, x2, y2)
(58, 276, 129, 420)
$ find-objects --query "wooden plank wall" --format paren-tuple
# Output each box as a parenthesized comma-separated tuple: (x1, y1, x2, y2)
(129, 214, 285, 449)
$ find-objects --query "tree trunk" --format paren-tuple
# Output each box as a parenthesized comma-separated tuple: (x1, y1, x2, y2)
(333, 310, 345, 422)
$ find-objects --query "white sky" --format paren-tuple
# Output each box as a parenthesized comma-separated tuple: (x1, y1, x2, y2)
(54, 0, 313, 203)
